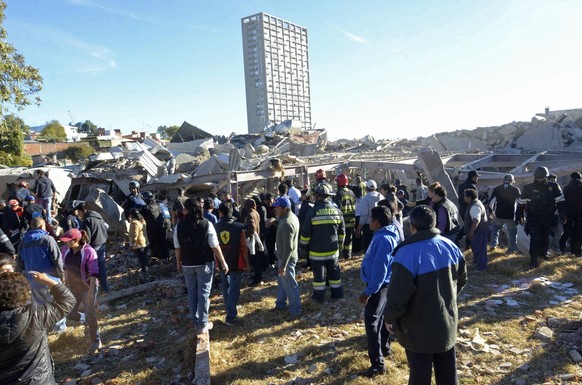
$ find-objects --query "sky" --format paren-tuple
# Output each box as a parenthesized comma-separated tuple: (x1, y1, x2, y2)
(3, 0, 582, 140)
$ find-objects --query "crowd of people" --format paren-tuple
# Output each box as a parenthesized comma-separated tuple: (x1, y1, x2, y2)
(1, 165, 581, 384)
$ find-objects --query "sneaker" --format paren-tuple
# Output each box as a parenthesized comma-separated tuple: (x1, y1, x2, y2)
(87, 338, 102, 355)
(285, 314, 301, 322)
(197, 321, 214, 335)
(225, 318, 243, 326)
(360, 366, 385, 377)
(382, 347, 393, 357)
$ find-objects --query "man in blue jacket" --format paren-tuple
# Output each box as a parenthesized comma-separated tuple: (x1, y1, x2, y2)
(359, 205, 400, 377)
(18, 217, 67, 333)
(385, 205, 467, 385)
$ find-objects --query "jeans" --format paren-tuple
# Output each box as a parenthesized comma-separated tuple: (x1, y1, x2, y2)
(406, 347, 458, 385)
(38, 196, 53, 225)
(67, 286, 99, 342)
(221, 270, 242, 322)
(490, 217, 517, 251)
(471, 230, 488, 271)
(276, 259, 301, 316)
(183, 262, 214, 329)
(94, 244, 108, 291)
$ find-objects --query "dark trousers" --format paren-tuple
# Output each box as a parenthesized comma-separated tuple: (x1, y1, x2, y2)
(365, 286, 390, 369)
(571, 219, 582, 257)
(311, 258, 343, 301)
(134, 247, 149, 272)
(94, 244, 108, 291)
(470, 230, 488, 270)
(342, 226, 354, 258)
(405, 347, 458, 385)
(362, 224, 373, 254)
(265, 230, 277, 265)
(249, 252, 266, 282)
(147, 228, 168, 259)
(352, 217, 362, 253)
(528, 220, 552, 267)
(560, 219, 582, 256)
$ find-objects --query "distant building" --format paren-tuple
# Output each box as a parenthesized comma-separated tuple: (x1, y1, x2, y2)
(29, 124, 88, 142)
(241, 12, 312, 134)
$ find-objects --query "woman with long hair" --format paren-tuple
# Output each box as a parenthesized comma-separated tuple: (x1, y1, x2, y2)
(128, 208, 149, 272)
(60, 228, 101, 355)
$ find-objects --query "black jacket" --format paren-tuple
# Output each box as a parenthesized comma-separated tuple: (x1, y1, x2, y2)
(563, 179, 582, 219)
(33, 176, 57, 198)
(457, 178, 477, 216)
(0, 283, 75, 385)
(0, 228, 15, 255)
(141, 202, 164, 232)
(490, 182, 521, 220)
(82, 211, 108, 248)
(517, 180, 565, 222)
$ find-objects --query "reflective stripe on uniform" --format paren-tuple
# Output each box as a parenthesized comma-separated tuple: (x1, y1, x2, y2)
(328, 279, 342, 288)
(313, 281, 327, 290)
(311, 218, 343, 226)
(309, 249, 339, 258)
(555, 195, 565, 203)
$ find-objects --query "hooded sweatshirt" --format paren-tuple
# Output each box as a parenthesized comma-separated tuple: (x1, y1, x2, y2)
(19, 229, 63, 290)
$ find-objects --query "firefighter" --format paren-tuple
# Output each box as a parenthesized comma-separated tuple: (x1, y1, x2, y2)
(333, 173, 356, 259)
(516, 166, 566, 268)
(300, 181, 345, 303)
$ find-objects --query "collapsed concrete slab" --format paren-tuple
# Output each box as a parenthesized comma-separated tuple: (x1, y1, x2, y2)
(83, 188, 129, 235)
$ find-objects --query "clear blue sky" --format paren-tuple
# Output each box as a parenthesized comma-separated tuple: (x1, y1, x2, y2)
(4, 0, 582, 139)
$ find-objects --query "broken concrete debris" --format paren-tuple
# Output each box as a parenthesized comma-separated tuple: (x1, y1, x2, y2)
(5, 107, 582, 232)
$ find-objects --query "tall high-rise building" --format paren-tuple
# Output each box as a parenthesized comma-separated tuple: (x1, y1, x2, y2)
(241, 12, 312, 134)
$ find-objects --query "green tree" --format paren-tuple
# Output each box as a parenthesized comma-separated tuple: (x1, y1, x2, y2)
(39, 120, 66, 143)
(64, 143, 94, 162)
(0, 1, 43, 117)
(157, 124, 180, 140)
(0, 114, 31, 166)
(76, 119, 98, 135)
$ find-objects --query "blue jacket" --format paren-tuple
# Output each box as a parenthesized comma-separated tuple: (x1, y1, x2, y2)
(360, 225, 399, 296)
(19, 229, 63, 290)
(384, 229, 467, 353)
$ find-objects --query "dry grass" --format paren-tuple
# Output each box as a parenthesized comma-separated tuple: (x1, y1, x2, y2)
(49, 247, 582, 384)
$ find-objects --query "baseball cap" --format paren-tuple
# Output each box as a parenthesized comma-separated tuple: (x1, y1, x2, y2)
(366, 180, 378, 189)
(272, 196, 291, 208)
(468, 170, 480, 178)
(60, 228, 82, 242)
(25, 195, 35, 202)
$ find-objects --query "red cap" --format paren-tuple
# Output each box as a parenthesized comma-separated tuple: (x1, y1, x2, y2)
(60, 228, 82, 242)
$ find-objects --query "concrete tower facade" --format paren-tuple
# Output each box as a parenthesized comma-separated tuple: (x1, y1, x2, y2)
(241, 12, 312, 134)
